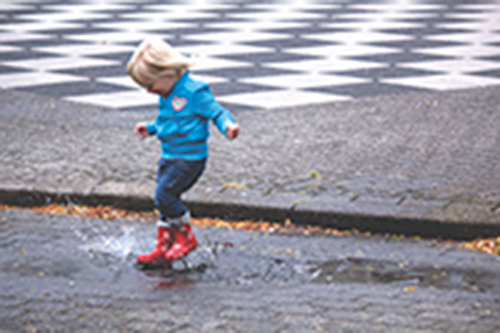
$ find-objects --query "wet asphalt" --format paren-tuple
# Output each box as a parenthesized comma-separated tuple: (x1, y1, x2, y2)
(1, 209, 499, 332)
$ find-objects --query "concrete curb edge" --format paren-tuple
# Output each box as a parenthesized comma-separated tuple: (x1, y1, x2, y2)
(1, 187, 499, 241)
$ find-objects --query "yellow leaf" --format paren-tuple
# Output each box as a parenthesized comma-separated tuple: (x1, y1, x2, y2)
(222, 181, 246, 190)
(404, 285, 417, 292)
(292, 198, 308, 206)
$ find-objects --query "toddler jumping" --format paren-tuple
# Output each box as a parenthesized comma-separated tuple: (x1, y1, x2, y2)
(127, 38, 240, 268)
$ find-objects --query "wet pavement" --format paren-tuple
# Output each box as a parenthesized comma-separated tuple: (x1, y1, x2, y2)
(1, 209, 499, 332)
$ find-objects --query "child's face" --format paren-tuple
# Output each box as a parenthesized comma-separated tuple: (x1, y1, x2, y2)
(146, 74, 178, 97)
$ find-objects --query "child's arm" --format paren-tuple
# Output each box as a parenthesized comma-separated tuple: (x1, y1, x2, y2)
(194, 86, 239, 140)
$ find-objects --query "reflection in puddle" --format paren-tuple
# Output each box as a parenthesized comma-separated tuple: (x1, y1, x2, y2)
(304, 257, 491, 292)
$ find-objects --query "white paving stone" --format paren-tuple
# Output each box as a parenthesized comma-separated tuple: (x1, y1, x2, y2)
(0, 32, 54, 42)
(66, 90, 157, 109)
(4, 56, 120, 71)
(382, 74, 500, 91)
(0, 72, 86, 89)
(65, 32, 174, 44)
(217, 90, 350, 109)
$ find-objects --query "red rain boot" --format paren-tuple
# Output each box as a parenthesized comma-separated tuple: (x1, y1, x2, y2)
(164, 224, 198, 261)
(136, 227, 172, 268)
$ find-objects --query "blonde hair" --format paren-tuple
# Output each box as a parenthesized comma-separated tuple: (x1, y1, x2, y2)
(127, 38, 195, 88)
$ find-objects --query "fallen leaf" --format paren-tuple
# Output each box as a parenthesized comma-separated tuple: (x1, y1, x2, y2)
(292, 198, 308, 206)
(404, 285, 417, 292)
(222, 181, 246, 190)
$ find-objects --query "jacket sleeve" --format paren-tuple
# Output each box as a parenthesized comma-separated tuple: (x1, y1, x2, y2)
(146, 121, 157, 135)
(193, 86, 236, 138)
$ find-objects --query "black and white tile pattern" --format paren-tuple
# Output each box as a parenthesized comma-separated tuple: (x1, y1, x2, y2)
(1, 0, 500, 112)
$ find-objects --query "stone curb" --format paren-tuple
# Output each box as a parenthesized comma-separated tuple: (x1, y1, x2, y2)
(2, 186, 499, 241)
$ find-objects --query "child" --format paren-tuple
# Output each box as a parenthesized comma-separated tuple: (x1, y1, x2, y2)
(127, 38, 240, 268)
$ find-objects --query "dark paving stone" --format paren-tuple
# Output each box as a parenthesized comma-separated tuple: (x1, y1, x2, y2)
(348, 51, 455, 64)
(217, 51, 321, 64)
(0, 65, 30, 74)
(246, 37, 334, 50)
(307, 82, 432, 98)
(333, 66, 442, 79)
(56, 65, 126, 78)
(0, 50, 62, 61)
(209, 81, 280, 97)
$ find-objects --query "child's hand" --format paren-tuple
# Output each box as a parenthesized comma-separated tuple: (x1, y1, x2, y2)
(226, 124, 240, 140)
(135, 123, 149, 139)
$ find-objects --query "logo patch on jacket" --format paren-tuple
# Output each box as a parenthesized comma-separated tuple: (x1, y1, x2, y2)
(172, 96, 187, 111)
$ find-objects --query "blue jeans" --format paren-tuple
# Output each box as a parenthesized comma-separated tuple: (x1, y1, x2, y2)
(154, 158, 206, 222)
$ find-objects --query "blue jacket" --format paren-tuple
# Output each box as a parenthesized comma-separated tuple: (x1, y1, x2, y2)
(146, 72, 236, 160)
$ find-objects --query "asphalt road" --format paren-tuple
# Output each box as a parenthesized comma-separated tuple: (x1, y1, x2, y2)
(1, 209, 499, 332)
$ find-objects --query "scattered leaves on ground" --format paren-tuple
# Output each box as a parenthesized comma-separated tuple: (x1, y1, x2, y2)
(0, 204, 499, 257)
(461, 238, 500, 256)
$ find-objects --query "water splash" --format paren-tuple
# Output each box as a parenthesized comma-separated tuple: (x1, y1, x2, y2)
(75, 221, 232, 274)
(79, 224, 146, 264)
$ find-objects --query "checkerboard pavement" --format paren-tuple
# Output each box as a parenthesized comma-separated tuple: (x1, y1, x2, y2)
(1, 0, 500, 112)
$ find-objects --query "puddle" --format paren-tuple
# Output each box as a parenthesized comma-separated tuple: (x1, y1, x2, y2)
(70, 220, 496, 293)
(3, 210, 494, 295)
(303, 257, 492, 292)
